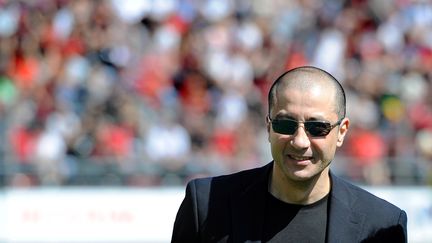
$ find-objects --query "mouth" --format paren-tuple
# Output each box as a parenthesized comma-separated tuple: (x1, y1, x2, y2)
(287, 154, 313, 162)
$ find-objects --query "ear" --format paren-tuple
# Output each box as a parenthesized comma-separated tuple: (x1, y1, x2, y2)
(336, 118, 350, 147)
(266, 116, 271, 142)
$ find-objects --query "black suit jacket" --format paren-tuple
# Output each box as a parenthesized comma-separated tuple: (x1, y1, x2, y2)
(172, 162, 407, 242)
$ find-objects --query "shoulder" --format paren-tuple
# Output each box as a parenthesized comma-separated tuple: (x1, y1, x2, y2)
(330, 174, 407, 240)
(331, 174, 404, 216)
(188, 162, 271, 195)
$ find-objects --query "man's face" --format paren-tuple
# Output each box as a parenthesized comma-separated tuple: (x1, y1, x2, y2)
(267, 83, 349, 183)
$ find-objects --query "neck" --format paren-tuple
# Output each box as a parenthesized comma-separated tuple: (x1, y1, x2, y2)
(269, 167, 331, 205)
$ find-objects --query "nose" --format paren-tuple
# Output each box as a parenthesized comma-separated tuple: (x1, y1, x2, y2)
(291, 125, 311, 149)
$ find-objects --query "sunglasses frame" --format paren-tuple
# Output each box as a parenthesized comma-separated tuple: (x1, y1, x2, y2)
(268, 116, 344, 137)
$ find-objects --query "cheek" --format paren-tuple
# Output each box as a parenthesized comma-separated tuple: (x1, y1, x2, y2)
(269, 134, 287, 153)
(312, 138, 338, 161)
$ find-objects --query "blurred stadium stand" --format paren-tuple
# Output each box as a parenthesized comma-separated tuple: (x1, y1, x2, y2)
(0, 0, 431, 188)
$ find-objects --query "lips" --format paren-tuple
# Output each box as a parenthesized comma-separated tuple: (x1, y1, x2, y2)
(287, 154, 313, 161)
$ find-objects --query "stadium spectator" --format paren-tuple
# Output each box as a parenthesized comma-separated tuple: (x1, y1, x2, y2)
(0, 0, 430, 186)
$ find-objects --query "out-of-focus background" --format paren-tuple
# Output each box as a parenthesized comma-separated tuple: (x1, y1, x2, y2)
(0, 0, 431, 242)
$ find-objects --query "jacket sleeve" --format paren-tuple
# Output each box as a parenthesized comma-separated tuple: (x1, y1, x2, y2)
(364, 209, 408, 243)
(399, 210, 408, 243)
(171, 180, 200, 243)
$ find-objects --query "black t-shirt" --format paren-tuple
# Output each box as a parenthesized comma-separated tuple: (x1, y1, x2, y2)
(262, 191, 329, 243)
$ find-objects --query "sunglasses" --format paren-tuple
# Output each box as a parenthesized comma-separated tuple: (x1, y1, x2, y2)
(268, 116, 343, 137)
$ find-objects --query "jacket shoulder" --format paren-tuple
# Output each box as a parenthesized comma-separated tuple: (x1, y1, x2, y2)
(331, 176, 408, 241)
(332, 175, 404, 217)
(189, 163, 271, 195)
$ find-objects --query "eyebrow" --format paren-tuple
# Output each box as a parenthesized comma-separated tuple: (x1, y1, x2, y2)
(273, 114, 330, 122)
(273, 114, 295, 120)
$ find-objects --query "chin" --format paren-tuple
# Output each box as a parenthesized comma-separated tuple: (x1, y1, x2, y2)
(289, 173, 315, 182)
(288, 168, 325, 182)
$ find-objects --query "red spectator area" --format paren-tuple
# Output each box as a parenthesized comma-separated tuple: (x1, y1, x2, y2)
(0, 0, 431, 187)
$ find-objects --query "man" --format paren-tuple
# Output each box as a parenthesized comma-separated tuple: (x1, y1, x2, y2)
(172, 66, 407, 242)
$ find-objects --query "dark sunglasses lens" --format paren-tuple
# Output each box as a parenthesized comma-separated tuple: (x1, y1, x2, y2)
(272, 120, 297, 135)
(305, 122, 332, 136)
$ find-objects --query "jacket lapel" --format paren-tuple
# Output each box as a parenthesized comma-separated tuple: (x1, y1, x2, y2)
(229, 166, 365, 242)
(231, 163, 272, 242)
(327, 173, 365, 242)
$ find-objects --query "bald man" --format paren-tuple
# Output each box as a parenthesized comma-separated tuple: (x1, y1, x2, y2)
(172, 66, 407, 242)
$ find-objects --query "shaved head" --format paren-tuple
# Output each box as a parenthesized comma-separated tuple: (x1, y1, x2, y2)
(268, 66, 346, 119)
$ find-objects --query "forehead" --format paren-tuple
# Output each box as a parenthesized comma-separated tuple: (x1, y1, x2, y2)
(273, 78, 337, 119)
(280, 70, 330, 89)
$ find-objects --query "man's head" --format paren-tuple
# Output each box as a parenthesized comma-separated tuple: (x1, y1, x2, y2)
(266, 66, 350, 185)
(268, 66, 346, 120)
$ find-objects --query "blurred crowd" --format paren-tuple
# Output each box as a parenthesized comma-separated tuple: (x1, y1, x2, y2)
(0, 0, 431, 187)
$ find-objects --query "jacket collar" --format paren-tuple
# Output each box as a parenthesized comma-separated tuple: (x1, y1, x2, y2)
(230, 162, 365, 242)
(231, 162, 272, 242)
(326, 173, 366, 242)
